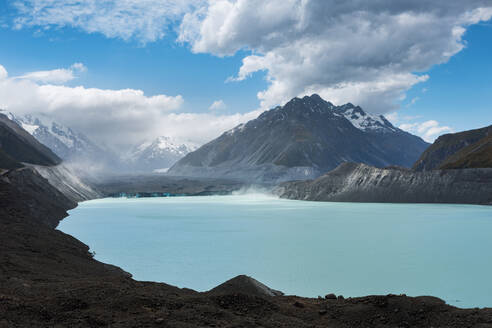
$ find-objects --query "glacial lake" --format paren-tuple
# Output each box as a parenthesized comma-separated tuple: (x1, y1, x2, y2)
(60, 194, 492, 308)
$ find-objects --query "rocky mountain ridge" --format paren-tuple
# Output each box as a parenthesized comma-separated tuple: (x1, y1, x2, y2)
(413, 125, 492, 171)
(440, 133, 492, 169)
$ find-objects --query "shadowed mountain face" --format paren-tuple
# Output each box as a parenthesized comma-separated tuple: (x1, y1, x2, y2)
(440, 134, 492, 169)
(0, 113, 61, 169)
(413, 125, 492, 171)
(168, 94, 429, 182)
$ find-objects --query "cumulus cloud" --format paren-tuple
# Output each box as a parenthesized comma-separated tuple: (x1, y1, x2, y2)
(17, 62, 87, 84)
(387, 112, 452, 142)
(10, 1, 492, 113)
(400, 120, 453, 142)
(12, 0, 205, 43)
(0, 65, 8, 80)
(7, 1, 492, 147)
(208, 99, 226, 111)
(155, 109, 262, 144)
(406, 97, 420, 107)
(180, 1, 492, 113)
(0, 63, 259, 149)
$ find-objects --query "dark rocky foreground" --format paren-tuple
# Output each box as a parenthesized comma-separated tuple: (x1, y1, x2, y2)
(276, 162, 492, 204)
(2, 168, 492, 327)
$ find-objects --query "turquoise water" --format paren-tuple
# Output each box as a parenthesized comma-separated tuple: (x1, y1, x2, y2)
(60, 194, 492, 308)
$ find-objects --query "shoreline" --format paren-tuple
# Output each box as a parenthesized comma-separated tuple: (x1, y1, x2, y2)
(2, 168, 492, 326)
(62, 195, 491, 309)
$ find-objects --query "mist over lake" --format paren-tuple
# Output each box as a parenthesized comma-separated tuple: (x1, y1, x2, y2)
(60, 194, 492, 309)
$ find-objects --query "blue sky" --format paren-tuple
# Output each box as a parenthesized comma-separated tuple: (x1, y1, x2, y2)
(0, 26, 267, 114)
(0, 1, 491, 148)
(399, 22, 492, 133)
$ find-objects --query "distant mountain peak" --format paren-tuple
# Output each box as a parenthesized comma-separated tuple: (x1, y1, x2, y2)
(125, 136, 198, 172)
(284, 94, 335, 110)
(257, 95, 398, 134)
(340, 102, 355, 109)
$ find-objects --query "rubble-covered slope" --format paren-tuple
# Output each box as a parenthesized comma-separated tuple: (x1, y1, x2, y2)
(277, 162, 492, 204)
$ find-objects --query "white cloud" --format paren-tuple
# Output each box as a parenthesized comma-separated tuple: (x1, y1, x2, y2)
(0, 63, 182, 149)
(71, 63, 87, 72)
(0, 65, 7, 80)
(399, 120, 453, 142)
(390, 112, 453, 142)
(7, 1, 491, 148)
(156, 109, 262, 145)
(407, 97, 420, 107)
(11, 1, 492, 114)
(12, 0, 205, 43)
(17, 62, 87, 84)
(209, 99, 226, 111)
(180, 1, 492, 113)
(0, 64, 260, 150)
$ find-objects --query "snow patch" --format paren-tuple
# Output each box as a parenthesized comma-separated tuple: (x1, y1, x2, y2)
(226, 123, 246, 136)
(339, 107, 397, 133)
(126, 136, 198, 164)
(21, 122, 39, 134)
(153, 168, 169, 173)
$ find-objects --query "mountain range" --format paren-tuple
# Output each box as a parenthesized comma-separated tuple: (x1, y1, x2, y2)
(168, 94, 429, 182)
(0, 113, 61, 169)
(1, 110, 196, 175)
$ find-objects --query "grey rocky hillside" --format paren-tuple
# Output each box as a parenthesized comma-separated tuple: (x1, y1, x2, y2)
(276, 162, 492, 205)
(168, 94, 429, 183)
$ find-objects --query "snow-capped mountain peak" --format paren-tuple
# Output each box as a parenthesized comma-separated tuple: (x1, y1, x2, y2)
(125, 136, 199, 172)
(130, 136, 197, 160)
(336, 103, 398, 133)
(154, 136, 197, 154)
